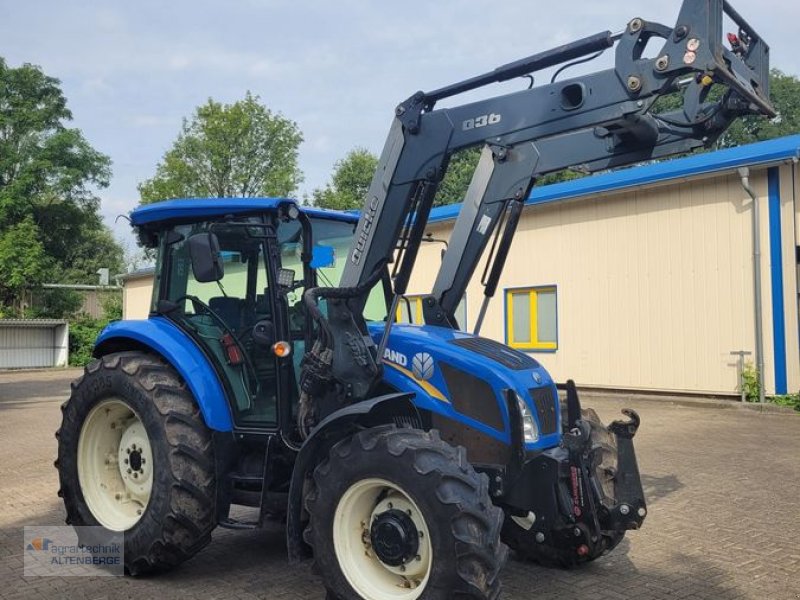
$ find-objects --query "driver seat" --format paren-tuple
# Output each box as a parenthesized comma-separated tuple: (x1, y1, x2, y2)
(209, 297, 244, 331)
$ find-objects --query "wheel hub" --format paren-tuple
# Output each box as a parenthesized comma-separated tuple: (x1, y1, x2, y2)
(77, 398, 153, 531)
(370, 509, 419, 567)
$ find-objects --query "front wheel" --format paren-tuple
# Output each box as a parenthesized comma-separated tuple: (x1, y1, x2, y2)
(304, 426, 507, 600)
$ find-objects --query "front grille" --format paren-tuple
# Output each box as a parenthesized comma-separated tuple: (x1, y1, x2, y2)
(529, 387, 558, 435)
(440, 362, 505, 431)
(450, 337, 540, 370)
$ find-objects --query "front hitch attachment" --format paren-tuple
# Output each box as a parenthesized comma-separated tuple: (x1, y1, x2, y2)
(604, 407, 647, 531)
(609, 408, 641, 439)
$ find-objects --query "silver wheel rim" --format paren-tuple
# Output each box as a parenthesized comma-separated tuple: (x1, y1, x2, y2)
(77, 398, 153, 531)
(333, 478, 432, 600)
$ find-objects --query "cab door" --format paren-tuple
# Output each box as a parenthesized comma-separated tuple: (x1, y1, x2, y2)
(158, 218, 282, 428)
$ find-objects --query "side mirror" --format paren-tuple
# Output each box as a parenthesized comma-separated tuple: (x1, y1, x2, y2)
(188, 232, 224, 283)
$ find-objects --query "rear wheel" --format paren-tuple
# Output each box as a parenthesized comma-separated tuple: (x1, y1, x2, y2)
(56, 351, 217, 575)
(304, 426, 507, 600)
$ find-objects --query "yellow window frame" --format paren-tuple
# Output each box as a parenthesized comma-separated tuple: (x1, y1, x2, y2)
(506, 287, 557, 351)
(396, 295, 424, 324)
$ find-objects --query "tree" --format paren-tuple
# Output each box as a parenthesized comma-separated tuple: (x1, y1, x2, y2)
(139, 92, 304, 203)
(0, 59, 112, 228)
(718, 70, 800, 148)
(312, 148, 378, 210)
(435, 148, 481, 206)
(0, 217, 50, 309)
(0, 58, 122, 313)
(435, 147, 580, 206)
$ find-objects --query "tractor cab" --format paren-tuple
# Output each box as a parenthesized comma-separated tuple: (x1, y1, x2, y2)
(128, 197, 387, 435)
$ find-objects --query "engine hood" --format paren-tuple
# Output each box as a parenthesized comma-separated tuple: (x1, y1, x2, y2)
(367, 323, 560, 448)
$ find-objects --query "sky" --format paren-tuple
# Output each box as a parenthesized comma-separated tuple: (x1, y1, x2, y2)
(2, 0, 799, 256)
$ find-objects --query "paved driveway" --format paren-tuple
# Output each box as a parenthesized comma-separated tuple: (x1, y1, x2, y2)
(1, 368, 798, 599)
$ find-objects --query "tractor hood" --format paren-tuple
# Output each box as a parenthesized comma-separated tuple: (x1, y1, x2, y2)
(367, 323, 560, 448)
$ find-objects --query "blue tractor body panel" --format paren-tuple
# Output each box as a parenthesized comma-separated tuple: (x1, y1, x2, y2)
(96, 317, 234, 432)
(370, 323, 561, 451)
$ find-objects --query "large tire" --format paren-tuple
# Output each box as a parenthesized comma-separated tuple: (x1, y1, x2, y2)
(56, 351, 217, 575)
(502, 407, 624, 568)
(304, 426, 507, 600)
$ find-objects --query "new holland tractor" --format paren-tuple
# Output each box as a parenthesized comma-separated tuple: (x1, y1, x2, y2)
(56, 1, 773, 597)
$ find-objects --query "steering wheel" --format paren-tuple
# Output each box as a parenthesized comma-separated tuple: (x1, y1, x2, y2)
(174, 295, 242, 341)
(173, 295, 260, 386)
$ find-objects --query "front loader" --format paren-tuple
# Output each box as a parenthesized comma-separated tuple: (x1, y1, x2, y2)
(56, 1, 773, 598)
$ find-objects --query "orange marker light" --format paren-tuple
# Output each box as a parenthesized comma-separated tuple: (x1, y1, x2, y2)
(272, 341, 292, 358)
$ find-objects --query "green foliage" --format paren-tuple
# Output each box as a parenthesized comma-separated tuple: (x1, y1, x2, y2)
(68, 314, 103, 366)
(718, 70, 800, 148)
(769, 394, 800, 411)
(0, 217, 51, 306)
(26, 288, 83, 319)
(741, 362, 760, 402)
(100, 291, 122, 321)
(0, 57, 122, 314)
(435, 148, 481, 206)
(312, 148, 378, 210)
(435, 148, 587, 206)
(139, 92, 304, 203)
(0, 59, 111, 227)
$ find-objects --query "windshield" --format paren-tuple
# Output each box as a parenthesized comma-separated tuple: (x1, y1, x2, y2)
(277, 217, 387, 322)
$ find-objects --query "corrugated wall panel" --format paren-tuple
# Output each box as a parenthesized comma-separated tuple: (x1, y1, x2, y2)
(406, 170, 770, 395)
(0, 326, 56, 368)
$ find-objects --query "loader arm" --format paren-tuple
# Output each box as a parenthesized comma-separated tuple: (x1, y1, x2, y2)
(299, 0, 774, 423)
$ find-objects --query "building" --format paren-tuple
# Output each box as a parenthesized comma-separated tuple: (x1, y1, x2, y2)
(121, 135, 800, 397)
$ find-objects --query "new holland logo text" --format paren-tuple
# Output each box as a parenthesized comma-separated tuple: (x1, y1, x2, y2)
(383, 348, 407, 367)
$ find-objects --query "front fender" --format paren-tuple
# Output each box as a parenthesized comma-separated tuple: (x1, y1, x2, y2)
(286, 393, 418, 562)
(94, 317, 233, 432)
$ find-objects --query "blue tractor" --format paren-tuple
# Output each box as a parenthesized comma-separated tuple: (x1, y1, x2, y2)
(56, 2, 774, 597)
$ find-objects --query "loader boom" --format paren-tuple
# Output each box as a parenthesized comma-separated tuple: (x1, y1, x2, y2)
(299, 0, 774, 419)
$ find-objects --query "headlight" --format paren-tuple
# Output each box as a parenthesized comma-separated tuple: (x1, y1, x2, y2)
(516, 393, 539, 443)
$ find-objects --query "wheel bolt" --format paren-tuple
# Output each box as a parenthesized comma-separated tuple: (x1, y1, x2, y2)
(400, 565, 406, 572)
(415, 555, 421, 562)
(137, 509, 142, 515)
(133, 473, 138, 479)
(387, 502, 393, 509)
(418, 531, 424, 538)
(124, 459, 128, 464)
(141, 458, 146, 465)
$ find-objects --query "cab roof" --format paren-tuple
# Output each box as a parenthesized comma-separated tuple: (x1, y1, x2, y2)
(130, 197, 359, 227)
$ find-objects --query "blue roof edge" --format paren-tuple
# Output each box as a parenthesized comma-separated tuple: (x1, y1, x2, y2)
(130, 197, 358, 226)
(428, 134, 800, 224)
